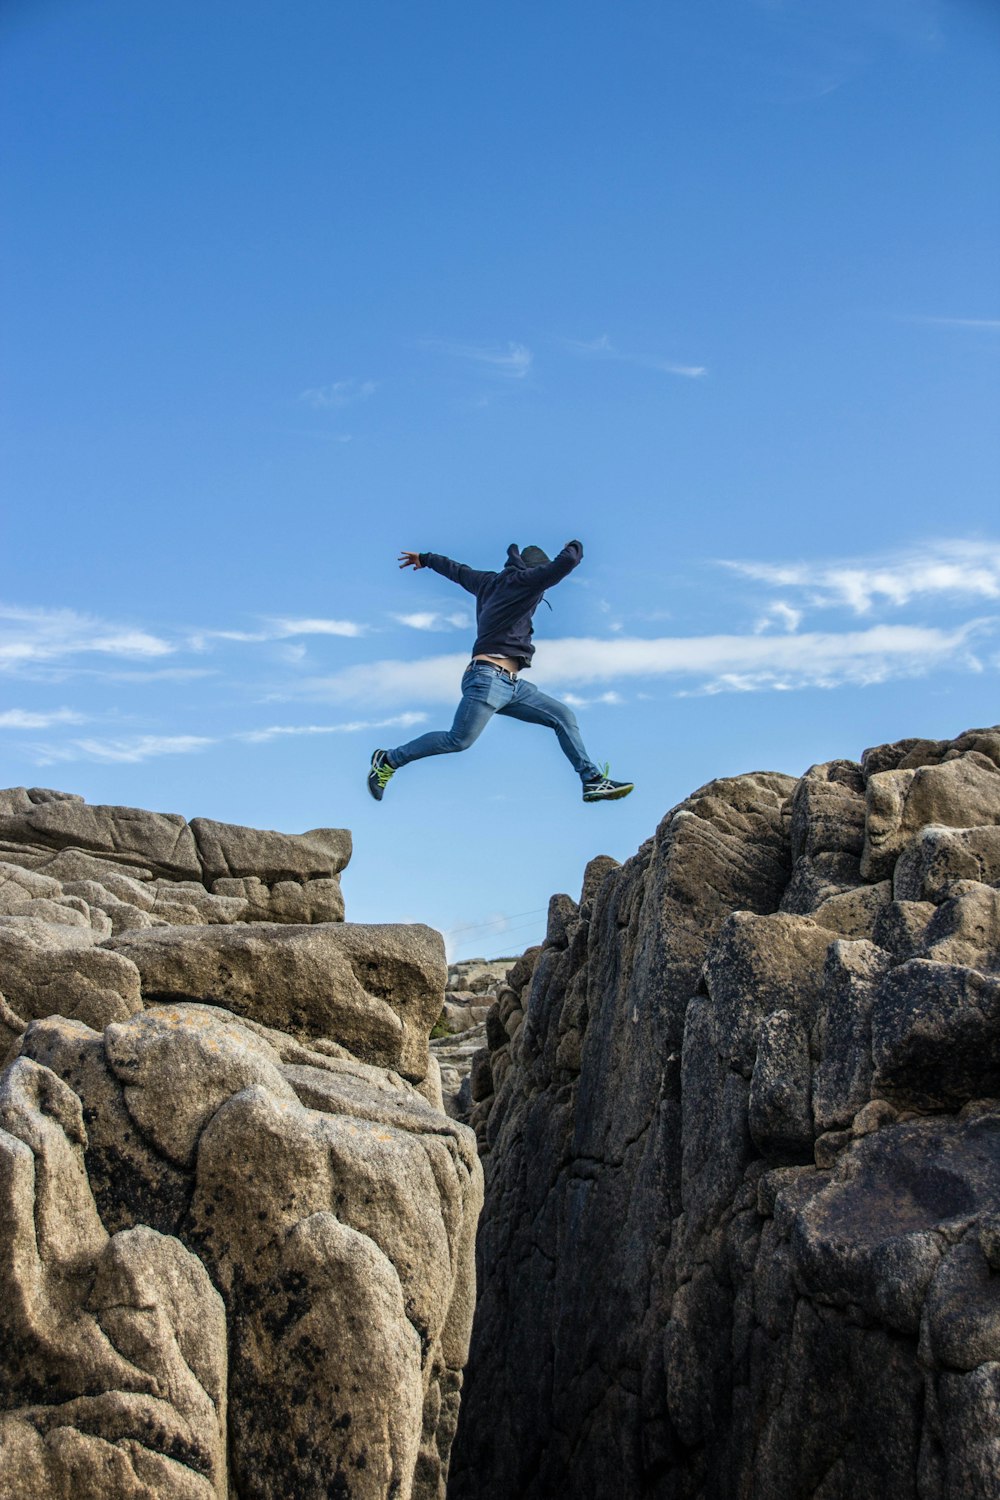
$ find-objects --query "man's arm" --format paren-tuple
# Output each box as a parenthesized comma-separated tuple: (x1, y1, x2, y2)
(399, 550, 492, 595)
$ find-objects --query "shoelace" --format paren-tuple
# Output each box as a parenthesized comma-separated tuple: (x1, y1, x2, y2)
(375, 762, 395, 788)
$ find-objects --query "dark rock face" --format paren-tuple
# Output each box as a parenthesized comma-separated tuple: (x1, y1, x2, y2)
(451, 726, 1000, 1500)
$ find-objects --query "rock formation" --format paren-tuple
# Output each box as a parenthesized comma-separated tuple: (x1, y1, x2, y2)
(433, 959, 513, 1123)
(451, 726, 1000, 1500)
(0, 789, 482, 1500)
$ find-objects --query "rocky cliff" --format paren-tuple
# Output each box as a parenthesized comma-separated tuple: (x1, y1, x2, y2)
(0, 789, 482, 1500)
(451, 726, 1000, 1500)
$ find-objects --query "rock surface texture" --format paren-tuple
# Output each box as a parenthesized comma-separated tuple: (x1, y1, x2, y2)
(451, 726, 1000, 1500)
(0, 790, 482, 1500)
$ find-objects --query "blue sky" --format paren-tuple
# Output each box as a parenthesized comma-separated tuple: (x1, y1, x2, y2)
(2, 0, 998, 960)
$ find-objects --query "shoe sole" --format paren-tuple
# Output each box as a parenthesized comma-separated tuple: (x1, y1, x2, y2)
(583, 783, 634, 802)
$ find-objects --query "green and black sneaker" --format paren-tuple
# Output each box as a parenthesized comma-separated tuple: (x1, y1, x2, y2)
(367, 749, 396, 801)
(582, 764, 634, 803)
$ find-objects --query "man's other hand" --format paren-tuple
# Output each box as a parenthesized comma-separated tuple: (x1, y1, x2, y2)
(398, 551, 424, 570)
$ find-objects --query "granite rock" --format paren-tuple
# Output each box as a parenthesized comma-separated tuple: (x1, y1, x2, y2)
(452, 725, 1000, 1500)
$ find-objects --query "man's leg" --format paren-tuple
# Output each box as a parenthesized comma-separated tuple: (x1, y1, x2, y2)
(384, 665, 509, 769)
(498, 679, 602, 781)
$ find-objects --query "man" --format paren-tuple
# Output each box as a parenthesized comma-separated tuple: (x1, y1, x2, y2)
(367, 540, 634, 803)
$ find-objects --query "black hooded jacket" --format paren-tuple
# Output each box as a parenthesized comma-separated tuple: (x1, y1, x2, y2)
(417, 541, 583, 669)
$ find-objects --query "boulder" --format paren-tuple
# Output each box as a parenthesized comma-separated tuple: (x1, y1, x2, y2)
(702, 910, 834, 1074)
(0, 798, 202, 881)
(212, 874, 345, 924)
(59, 879, 160, 934)
(149, 880, 248, 926)
(0, 1056, 228, 1499)
(0, 860, 63, 911)
(872, 959, 1000, 1109)
(106, 921, 446, 1081)
(862, 754, 1000, 880)
(0, 920, 142, 1030)
(191, 816, 351, 885)
(10, 1001, 482, 1500)
(748, 1008, 813, 1160)
(788, 760, 866, 861)
(15, 848, 158, 906)
(893, 823, 1000, 903)
(811, 879, 892, 939)
(813, 939, 893, 1133)
(780, 849, 863, 915)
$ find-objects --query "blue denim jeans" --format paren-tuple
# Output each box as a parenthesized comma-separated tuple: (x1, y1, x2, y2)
(387, 662, 602, 782)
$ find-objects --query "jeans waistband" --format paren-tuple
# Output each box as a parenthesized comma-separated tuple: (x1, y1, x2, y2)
(467, 660, 517, 681)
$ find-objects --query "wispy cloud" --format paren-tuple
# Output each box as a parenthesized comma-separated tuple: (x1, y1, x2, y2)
(753, 601, 803, 634)
(0, 707, 85, 729)
(0, 605, 174, 672)
(723, 540, 1000, 615)
(563, 690, 625, 707)
(423, 339, 533, 380)
(189, 616, 368, 649)
(280, 619, 990, 705)
(32, 734, 216, 766)
(297, 378, 377, 408)
(904, 316, 1000, 331)
(270, 616, 367, 639)
(236, 712, 427, 745)
(564, 333, 707, 380)
(392, 611, 471, 632)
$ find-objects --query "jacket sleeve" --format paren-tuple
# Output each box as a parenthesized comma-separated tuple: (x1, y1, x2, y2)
(515, 540, 584, 590)
(419, 553, 493, 595)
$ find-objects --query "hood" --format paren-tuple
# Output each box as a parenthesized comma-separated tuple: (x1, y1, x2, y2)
(504, 543, 550, 570)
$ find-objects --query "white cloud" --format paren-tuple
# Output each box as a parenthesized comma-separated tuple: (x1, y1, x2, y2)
(564, 333, 706, 380)
(392, 611, 471, 632)
(283, 620, 989, 705)
(269, 617, 367, 639)
(0, 605, 174, 672)
(0, 707, 84, 729)
(536, 623, 986, 692)
(297, 378, 377, 408)
(280, 653, 468, 706)
(723, 540, 1000, 615)
(32, 734, 215, 766)
(424, 339, 533, 379)
(237, 712, 427, 745)
(563, 690, 625, 707)
(753, 601, 803, 634)
(192, 617, 368, 649)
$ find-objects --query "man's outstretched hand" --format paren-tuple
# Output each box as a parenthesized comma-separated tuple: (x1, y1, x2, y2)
(398, 551, 424, 570)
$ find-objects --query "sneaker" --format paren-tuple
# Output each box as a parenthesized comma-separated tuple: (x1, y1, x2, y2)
(582, 764, 634, 803)
(367, 749, 396, 801)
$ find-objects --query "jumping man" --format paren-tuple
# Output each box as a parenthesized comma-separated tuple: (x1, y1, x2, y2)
(367, 541, 634, 803)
